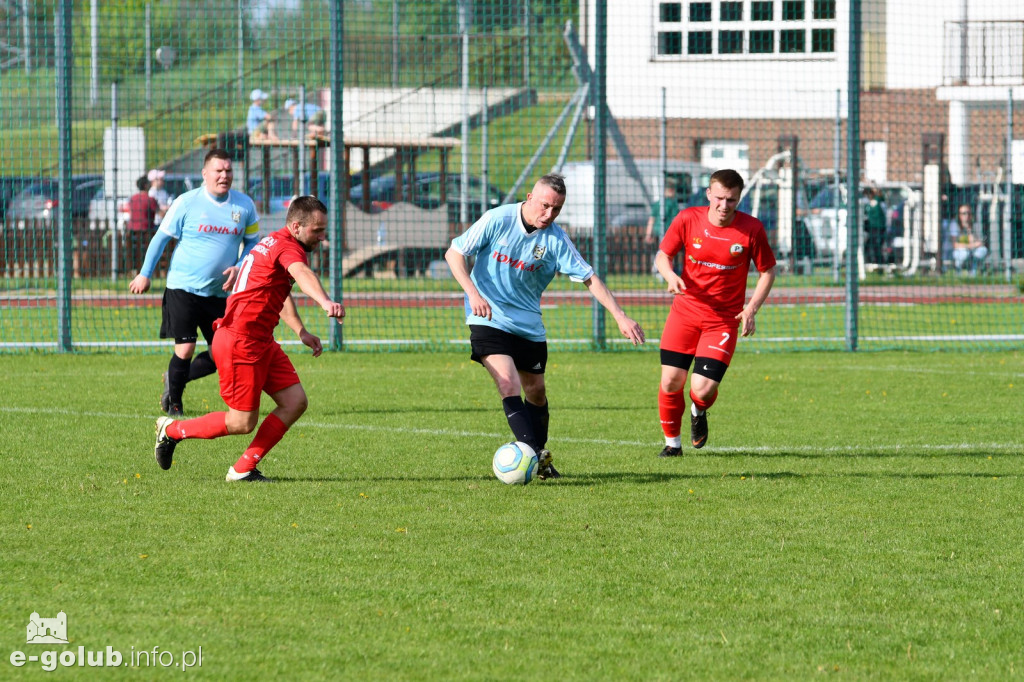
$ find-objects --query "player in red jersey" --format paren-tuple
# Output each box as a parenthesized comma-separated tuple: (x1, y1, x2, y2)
(152, 196, 345, 481)
(654, 169, 776, 456)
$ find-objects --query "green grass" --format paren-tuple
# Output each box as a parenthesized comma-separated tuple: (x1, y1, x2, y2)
(2, 350, 1023, 679)
(3, 293, 1023, 352)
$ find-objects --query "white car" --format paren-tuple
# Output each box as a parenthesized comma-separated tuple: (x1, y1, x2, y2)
(86, 174, 202, 230)
(86, 187, 129, 229)
(804, 183, 921, 263)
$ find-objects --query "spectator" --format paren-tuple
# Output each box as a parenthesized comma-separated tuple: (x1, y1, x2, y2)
(251, 111, 279, 143)
(645, 184, 680, 276)
(126, 175, 164, 276)
(246, 89, 271, 136)
(148, 169, 170, 226)
(951, 203, 988, 275)
(284, 98, 327, 138)
(863, 187, 887, 264)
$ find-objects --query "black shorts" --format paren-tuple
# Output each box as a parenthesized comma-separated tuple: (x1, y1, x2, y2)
(469, 325, 547, 374)
(160, 289, 227, 345)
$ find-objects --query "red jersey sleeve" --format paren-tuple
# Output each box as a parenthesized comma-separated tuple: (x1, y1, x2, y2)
(658, 208, 692, 258)
(748, 220, 776, 272)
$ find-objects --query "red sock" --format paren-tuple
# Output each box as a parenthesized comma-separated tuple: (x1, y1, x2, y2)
(167, 412, 228, 440)
(658, 387, 686, 438)
(690, 390, 718, 413)
(233, 413, 289, 474)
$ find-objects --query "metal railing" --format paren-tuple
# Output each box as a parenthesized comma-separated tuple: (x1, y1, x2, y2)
(944, 20, 1024, 86)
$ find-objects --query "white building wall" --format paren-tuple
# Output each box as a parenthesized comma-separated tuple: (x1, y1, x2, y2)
(583, 0, 1020, 120)
(586, 0, 850, 120)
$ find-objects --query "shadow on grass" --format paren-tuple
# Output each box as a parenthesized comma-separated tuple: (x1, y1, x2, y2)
(258, 469, 1020, 485)
(689, 448, 1024, 459)
(325, 404, 648, 416)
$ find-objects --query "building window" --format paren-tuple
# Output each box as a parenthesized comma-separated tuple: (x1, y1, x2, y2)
(811, 28, 834, 52)
(652, 0, 832, 60)
(688, 30, 713, 53)
(719, 30, 744, 53)
(750, 29, 774, 53)
(813, 0, 835, 20)
(780, 28, 805, 52)
(689, 2, 712, 22)
(660, 2, 682, 22)
(720, 1, 742, 21)
(659, 31, 683, 54)
(782, 0, 804, 20)
(751, 1, 773, 21)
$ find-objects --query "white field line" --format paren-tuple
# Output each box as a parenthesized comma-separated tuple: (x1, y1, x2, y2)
(2, 406, 1021, 455)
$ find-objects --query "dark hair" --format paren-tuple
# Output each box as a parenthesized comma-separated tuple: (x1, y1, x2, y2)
(536, 173, 566, 196)
(203, 147, 232, 167)
(709, 169, 745, 193)
(136, 175, 150, 192)
(285, 195, 328, 225)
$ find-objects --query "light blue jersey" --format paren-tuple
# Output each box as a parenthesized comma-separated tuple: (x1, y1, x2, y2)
(450, 202, 594, 341)
(140, 187, 260, 297)
(246, 104, 268, 134)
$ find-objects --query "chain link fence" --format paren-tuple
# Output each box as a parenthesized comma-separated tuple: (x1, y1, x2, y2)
(1, 0, 1022, 352)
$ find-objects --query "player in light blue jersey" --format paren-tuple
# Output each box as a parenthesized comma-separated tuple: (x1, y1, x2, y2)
(129, 148, 260, 417)
(446, 174, 646, 479)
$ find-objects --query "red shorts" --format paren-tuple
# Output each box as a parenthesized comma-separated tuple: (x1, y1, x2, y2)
(660, 301, 739, 365)
(211, 326, 300, 412)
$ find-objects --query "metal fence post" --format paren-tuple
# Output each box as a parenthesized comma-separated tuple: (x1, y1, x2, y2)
(1005, 89, 1014, 283)
(56, 0, 73, 352)
(592, 0, 607, 348)
(845, 0, 861, 352)
(328, 0, 344, 350)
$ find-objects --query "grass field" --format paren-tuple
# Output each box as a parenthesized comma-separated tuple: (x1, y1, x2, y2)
(2, 349, 1023, 679)
(4, 296, 1024, 353)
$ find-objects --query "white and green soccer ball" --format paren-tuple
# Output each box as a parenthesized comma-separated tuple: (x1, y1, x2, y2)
(492, 441, 538, 485)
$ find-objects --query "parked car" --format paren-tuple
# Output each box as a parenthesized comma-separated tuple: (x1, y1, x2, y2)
(248, 173, 332, 215)
(349, 172, 506, 223)
(86, 187, 129, 227)
(7, 175, 102, 222)
(88, 173, 203, 227)
(607, 204, 652, 230)
(805, 182, 921, 263)
(0, 176, 38, 221)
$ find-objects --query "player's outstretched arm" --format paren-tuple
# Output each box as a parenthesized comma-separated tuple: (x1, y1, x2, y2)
(583, 275, 646, 346)
(129, 230, 175, 294)
(444, 246, 492, 320)
(280, 295, 323, 357)
(736, 266, 777, 337)
(654, 250, 684, 295)
(223, 232, 261, 291)
(287, 261, 345, 320)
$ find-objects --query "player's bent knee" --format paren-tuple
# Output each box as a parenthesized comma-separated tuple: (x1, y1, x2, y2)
(661, 377, 686, 393)
(692, 357, 728, 384)
(225, 412, 259, 435)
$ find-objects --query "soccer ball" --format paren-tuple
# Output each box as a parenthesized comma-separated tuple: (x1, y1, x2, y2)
(492, 441, 538, 485)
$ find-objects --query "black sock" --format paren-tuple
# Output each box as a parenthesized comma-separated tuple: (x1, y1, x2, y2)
(501, 396, 538, 450)
(525, 400, 549, 450)
(167, 355, 191, 406)
(188, 351, 217, 381)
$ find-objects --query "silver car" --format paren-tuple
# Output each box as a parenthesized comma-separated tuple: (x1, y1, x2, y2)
(7, 176, 103, 224)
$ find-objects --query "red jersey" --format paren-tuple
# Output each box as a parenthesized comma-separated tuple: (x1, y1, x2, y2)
(659, 206, 776, 318)
(220, 227, 308, 341)
(126, 192, 159, 232)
